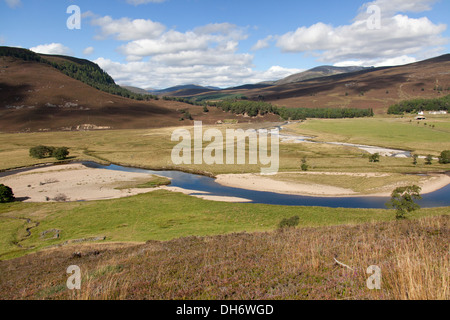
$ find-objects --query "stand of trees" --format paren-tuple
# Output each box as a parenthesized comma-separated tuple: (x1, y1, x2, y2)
(208, 99, 374, 120)
(208, 100, 278, 117)
(388, 95, 450, 115)
(29, 146, 69, 160)
(162, 96, 204, 106)
(277, 106, 374, 120)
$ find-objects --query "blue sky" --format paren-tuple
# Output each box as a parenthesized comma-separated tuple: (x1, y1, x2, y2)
(1, 0, 449, 89)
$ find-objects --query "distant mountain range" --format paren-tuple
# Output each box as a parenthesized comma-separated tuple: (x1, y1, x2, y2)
(148, 84, 222, 94)
(269, 66, 374, 86)
(167, 54, 450, 111)
(123, 66, 374, 96)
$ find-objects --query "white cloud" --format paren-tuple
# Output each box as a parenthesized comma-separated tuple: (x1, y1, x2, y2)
(83, 47, 95, 55)
(89, 18, 268, 88)
(334, 55, 418, 67)
(356, 0, 438, 19)
(118, 30, 211, 57)
(4, 0, 21, 9)
(107, 21, 248, 59)
(95, 58, 302, 89)
(251, 36, 273, 51)
(274, 0, 447, 66)
(29, 43, 72, 55)
(85, 10, 304, 89)
(257, 66, 305, 81)
(92, 16, 166, 41)
(126, 0, 166, 5)
(150, 48, 253, 67)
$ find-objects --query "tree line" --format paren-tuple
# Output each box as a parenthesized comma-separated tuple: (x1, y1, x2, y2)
(162, 96, 374, 120)
(208, 99, 374, 120)
(388, 95, 450, 115)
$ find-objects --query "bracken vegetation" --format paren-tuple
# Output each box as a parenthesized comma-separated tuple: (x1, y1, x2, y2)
(0, 215, 447, 300)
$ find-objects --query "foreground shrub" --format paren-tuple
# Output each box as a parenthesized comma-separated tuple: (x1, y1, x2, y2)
(0, 184, 15, 203)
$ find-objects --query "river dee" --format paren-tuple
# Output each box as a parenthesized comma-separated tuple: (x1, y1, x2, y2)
(83, 162, 450, 209)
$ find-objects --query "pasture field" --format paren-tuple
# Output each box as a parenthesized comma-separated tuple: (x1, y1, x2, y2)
(288, 115, 450, 155)
(0, 116, 449, 177)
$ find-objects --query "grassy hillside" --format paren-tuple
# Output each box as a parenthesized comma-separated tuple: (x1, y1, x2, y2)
(0, 47, 157, 101)
(0, 188, 449, 259)
(0, 214, 447, 299)
(0, 55, 277, 132)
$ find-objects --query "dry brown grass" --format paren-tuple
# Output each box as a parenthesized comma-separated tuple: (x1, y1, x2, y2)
(0, 215, 448, 300)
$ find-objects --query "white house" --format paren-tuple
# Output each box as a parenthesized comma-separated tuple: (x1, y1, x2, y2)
(428, 111, 448, 115)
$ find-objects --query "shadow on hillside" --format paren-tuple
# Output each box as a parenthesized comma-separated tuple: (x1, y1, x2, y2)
(0, 83, 32, 105)
(258, 71, 410, 100)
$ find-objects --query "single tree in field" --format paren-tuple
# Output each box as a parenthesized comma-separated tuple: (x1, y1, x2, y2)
(412, 154, 418, 165)
(425, 155, 433, 165)
(29, 145, 55, 159)
(439, 150, 450, 164)
(386, 185, 422, 220)
(301, 157, 309, 171)
(369, 153, 380, 163)
(53, 147, 70, 160)
(0, 184, 15, 203)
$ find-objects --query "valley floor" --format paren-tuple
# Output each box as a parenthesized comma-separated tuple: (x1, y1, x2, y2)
(0, 116, 449, 300)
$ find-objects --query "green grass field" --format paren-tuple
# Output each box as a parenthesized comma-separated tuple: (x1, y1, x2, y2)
(0, 190, 448, 260)
(289, 115, 450, 155)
